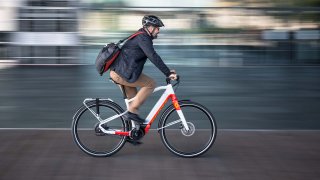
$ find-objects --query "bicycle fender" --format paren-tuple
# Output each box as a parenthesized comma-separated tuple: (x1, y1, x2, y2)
(83, 98, 114, 106)
(157, 99, 191, 130)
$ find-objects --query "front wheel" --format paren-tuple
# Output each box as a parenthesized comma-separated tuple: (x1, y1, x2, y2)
(159, 101, 217, 157)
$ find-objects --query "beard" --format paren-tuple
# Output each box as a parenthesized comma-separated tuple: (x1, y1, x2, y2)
(152, 32, 159, 39)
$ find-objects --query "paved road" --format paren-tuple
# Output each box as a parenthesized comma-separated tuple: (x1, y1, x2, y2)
(0, 65, 320, 129)
(0, 129, 319, 180)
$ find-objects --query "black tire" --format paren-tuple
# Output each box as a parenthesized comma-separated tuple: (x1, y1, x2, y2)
(159, 101, 217, 157)
(72, 100, 128, 157)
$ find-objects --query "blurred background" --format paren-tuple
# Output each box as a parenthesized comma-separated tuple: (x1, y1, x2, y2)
(0, 0, 319, 65)
(0, 0, 320, 129)
(1, 2, 320, 179)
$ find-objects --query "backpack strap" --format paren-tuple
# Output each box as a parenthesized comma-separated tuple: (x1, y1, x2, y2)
(127, 31, 144, 40)
(116, 31, 144, 46)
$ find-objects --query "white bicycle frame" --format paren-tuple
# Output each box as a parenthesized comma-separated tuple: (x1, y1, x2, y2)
(82, 83, 189, 136)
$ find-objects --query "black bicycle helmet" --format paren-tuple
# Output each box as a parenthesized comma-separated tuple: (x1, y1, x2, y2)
(142, 15, 164, 27)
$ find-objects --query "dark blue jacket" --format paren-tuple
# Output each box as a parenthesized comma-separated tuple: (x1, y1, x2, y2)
(111, 28, 171, 83)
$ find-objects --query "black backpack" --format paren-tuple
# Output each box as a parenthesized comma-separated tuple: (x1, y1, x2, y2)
(95, 31, 144, 76)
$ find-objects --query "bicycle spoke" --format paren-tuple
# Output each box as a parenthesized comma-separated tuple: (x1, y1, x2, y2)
(156, 119, 181, 130)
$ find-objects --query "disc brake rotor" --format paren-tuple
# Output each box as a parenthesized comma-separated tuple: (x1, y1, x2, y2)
(181, 122, 195, 136)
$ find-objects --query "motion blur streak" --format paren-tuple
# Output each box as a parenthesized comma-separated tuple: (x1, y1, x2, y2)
(1, 1, 320, 180)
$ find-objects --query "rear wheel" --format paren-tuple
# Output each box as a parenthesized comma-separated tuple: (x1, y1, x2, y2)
(159, 101, 217, 157)
(72, 100, 128, 157)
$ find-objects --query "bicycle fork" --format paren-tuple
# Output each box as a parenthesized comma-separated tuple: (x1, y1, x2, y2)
(171, 95, 190, 131)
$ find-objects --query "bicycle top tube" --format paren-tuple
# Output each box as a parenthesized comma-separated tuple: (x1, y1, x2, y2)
(126, 78, 179, 103)
(153, 85, 169, 93)
(125, 83, 172, 108)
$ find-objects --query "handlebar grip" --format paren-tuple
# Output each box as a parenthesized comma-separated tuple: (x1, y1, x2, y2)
(166, 77, 171, 84)
(166, 75, 180, 84)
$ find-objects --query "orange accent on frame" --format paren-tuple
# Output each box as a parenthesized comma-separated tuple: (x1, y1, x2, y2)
(144, 94, 173, 134)
(115, 131, 129, 136)
(171, 94, 181, 110)
(144, 94, 181, 134)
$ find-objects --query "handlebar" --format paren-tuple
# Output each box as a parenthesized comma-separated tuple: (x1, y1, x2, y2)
(166, 75, 180, 87)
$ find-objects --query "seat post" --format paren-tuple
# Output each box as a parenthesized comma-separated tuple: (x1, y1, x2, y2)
(119, 85, 128, 99)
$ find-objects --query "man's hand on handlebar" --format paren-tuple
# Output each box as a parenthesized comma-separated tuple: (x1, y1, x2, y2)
(169, 70, 178, 81)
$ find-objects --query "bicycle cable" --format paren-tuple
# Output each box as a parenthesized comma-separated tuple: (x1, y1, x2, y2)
(174, 81, 180, 92)
(166, 76, 180, 92)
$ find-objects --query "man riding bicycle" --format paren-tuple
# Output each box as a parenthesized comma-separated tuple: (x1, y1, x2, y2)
(109, 15, 178, 124)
